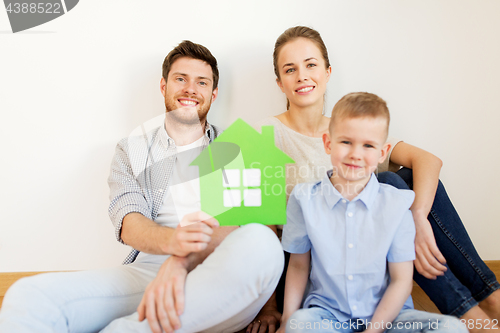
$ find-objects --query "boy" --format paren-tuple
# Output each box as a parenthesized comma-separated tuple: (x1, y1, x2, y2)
(277, 92, 466, 332)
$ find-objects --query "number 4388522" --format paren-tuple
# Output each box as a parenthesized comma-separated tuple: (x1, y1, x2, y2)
(6, 3, 62, 14)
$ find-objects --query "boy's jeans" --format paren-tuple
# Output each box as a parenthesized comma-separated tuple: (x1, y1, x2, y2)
(0, 224, 284, 333)
(286, 307, 467, 333)
(377, 168, 500, 317)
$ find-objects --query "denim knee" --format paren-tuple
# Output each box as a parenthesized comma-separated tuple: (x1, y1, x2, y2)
(377, 171, 410, 190)
(286, 308, 323, 333)
(392, 310, 468, 333)
(425, 315, 467, 333)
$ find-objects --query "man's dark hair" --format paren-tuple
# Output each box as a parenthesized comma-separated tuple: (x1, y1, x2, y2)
(162, 40, 219, 90)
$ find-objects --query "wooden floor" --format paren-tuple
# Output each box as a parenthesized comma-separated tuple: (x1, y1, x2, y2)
(412, 283, 441, 313)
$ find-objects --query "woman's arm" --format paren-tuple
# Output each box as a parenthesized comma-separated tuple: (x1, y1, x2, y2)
(364, 261, 414, 333)
(277, 251, 311, 333)
(389, 142, 447, 279)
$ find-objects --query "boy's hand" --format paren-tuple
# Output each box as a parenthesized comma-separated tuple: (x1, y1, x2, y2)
(166, 211, 219, 257)
(414, 217, 447, 279)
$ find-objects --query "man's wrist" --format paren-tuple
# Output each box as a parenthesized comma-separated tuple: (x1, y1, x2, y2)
(159, 225, 177, 255)
(161, 237, 172, 255)
(170, 254, 190, 270)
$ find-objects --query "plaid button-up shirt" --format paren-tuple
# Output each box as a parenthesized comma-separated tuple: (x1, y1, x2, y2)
(108, 121, 221, 264)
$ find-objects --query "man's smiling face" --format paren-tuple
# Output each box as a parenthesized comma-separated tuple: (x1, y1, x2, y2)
(161, 56, 218, 125)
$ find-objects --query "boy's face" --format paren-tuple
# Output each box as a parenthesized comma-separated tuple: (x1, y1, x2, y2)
(323, 116, 390, 187)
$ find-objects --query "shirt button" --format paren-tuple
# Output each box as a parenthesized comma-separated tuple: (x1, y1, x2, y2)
(347, 212, 353, 217)
(348, 243, 354, 248)
(341, 199, 346, 204)
(348, 275, 353, 280)
(352, 305, 358, 311)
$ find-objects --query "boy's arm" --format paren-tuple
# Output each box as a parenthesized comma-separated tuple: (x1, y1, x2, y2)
(278, 251, 311, 332)
(390, 142, 447, 279)
(364, 261, 413, 333)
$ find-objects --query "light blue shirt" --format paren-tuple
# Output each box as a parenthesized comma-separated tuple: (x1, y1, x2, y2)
(282, 171, 416, 322)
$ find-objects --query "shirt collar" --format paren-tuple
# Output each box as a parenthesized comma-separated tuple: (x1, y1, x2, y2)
(320, 170, 380, 210)
(159, 118, 214, 148)
(354, 174, 379, 210)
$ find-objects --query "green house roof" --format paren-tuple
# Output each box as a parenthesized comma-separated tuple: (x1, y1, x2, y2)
(191, 118, 294, 173)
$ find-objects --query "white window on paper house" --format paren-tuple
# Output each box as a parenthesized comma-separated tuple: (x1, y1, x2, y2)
(222, 169, 261, 207)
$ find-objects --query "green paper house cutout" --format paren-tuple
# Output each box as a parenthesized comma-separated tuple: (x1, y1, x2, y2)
(190, 118, 295, 226)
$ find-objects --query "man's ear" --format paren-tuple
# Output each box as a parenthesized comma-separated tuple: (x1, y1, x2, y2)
(276, 78, 285, 93)
(211, 87, 218, 103)
(160, 77, 167, 97)
(378, 142, 391, 164)
(323, 133, 332, 155)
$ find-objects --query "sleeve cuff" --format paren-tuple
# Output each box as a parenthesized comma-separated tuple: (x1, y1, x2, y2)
(282, 241, 311, 254)
(388, 252, 416, 263)
(113, 205, 152, 244)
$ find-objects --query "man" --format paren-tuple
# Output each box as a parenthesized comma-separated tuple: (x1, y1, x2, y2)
(0, 41, 283, 333)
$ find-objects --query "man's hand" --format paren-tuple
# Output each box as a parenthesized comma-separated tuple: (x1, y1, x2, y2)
(137, 212, 223, 333)
(246, 307, 281, 333)
(414, 216, 447, 279)
(138, 255, 188, 333)
(166, 211, 219, 257)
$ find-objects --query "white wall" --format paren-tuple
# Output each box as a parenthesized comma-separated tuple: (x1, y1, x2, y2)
(1, 0, 499, 272)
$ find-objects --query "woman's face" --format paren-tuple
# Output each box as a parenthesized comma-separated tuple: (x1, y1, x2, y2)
(276, 37, 331, 110)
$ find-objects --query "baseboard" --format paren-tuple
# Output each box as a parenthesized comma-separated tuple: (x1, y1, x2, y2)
(1, 261, 500, 307)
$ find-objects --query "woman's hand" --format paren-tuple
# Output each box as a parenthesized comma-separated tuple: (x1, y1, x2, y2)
(246, 308, 282, 333)
(413, 215, 447, 279)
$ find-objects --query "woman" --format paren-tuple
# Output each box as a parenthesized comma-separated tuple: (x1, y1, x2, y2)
(247, 26, 500, 333)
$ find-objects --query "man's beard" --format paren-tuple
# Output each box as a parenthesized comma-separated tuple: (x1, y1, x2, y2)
(164, 93, 211, 125)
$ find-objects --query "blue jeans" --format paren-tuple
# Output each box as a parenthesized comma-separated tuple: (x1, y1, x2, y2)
(286, 307, 467, 333)
(377, 168, 500, 317)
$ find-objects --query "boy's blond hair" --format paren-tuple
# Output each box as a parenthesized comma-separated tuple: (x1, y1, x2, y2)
(329, 92, 390, 139)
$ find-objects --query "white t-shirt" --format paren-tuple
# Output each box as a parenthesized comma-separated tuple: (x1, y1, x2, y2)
(135, 136, 205, 262)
